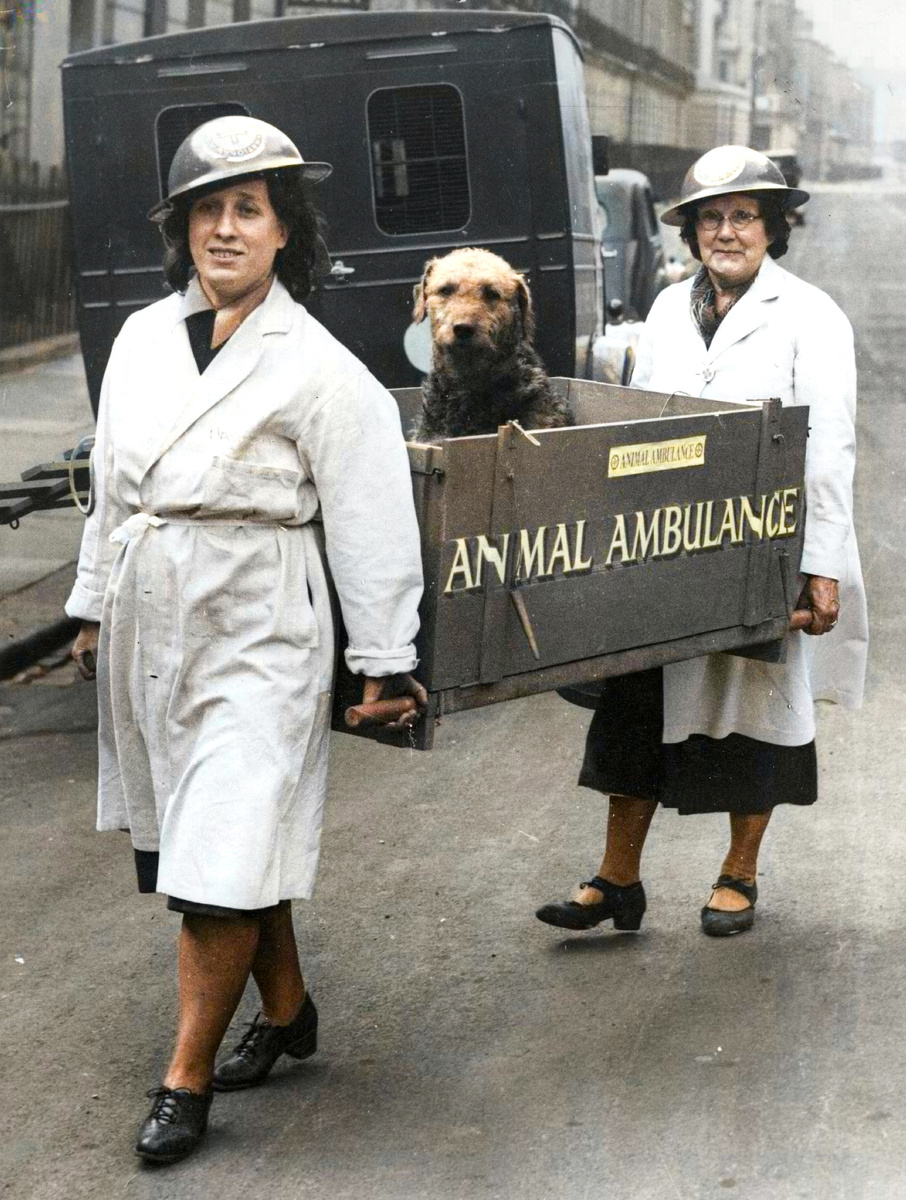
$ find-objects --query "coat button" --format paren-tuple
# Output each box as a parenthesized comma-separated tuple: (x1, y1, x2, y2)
(702, 365, 715, 383)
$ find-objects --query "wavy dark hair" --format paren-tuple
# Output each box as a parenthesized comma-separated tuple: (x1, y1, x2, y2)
(680, 192, 792, 262)
(158, 168, 330, 300)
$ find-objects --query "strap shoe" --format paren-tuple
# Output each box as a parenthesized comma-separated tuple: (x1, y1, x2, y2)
(535, 875, 646, 931)
(135, 1086, 213, 1164)
(213, 992, 318, 1092)
(700, 875, 758, 937)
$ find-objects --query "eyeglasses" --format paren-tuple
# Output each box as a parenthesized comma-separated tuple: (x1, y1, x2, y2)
(696, 208, 762, 231)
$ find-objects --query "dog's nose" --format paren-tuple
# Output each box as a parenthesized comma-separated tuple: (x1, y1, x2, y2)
(453, 323, 475, 341)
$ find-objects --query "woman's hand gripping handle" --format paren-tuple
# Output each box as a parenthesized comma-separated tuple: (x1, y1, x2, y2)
(346, 673, 429, 731)
(72, 621, 100, 680)
(789, 575, 840, 636)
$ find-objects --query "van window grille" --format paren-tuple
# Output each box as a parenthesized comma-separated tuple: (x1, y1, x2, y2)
(367, 85, 470, 235)
(155, 102, 249, 200)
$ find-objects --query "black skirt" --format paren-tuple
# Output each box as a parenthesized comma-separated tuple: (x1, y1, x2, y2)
(579, 667, 817, 815)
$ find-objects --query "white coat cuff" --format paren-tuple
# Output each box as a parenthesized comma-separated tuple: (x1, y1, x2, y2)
(800, 523, 848, 581)
(65, 581, 105, 623)
(344, 645, 418, 677)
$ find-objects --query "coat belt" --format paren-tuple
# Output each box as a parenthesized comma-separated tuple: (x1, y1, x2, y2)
(109, 512, 293, 546)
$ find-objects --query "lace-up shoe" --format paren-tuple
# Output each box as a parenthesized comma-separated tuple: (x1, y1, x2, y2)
(213, 992, 318, 1091)
(135, 1086, 213, 1163)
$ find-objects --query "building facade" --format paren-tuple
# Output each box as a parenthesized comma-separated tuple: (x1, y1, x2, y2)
(1, 0, 873, 180)
(581, 0, 695, 149)
(750, 0, 799, 152)
(687, 0, 757, 148)
(793, 12, 873, 179)
(2, 0, 698, 170)
(1, 0, 291, 165)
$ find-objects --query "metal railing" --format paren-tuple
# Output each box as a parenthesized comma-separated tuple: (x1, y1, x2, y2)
(0, 159, 77, 350)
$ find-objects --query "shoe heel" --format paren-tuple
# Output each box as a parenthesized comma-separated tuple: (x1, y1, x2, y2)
(285, 1030, 317, 1060)
(613, 911, 644, 932)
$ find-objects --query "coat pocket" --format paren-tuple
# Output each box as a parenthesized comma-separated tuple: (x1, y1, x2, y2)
(187, 525, 320, 649)
(204, 455, 302, 522)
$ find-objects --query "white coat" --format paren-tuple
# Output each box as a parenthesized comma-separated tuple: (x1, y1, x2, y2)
(66, 277, 423, 908)
(631, 254, 868, 747)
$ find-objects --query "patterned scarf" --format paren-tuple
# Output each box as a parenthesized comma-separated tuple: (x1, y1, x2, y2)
(690, 266, 755, 349)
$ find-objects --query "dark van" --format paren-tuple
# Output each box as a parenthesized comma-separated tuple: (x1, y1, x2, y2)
(62, 10, 603, 414)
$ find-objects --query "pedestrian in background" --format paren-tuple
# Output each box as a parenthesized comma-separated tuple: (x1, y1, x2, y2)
(537, 145, 867, 939)
(68, 116, 425, 1164)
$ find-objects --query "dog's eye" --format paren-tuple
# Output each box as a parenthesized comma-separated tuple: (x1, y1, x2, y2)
(435, 284, 456, 297)
(482, 286, 502, 302)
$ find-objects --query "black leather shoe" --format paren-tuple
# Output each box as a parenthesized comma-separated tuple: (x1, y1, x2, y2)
(535, 875, 646, 932)
(212, 992, 318, 1092)
(700, 875, 758, 937)
(135, 1087, 213, 1164)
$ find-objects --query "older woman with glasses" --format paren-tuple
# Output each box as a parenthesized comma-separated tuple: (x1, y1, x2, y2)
(536, 145, 867, 939)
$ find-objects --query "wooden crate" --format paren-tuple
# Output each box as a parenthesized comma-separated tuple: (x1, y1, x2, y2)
(334, 378, 808, 750)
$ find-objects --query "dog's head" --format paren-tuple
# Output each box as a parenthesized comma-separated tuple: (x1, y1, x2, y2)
(412, 248, 535, 359)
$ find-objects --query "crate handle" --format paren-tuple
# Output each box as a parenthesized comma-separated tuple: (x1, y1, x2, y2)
(344, 697, 417, 729)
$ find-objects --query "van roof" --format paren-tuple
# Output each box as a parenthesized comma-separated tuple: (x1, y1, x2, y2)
(63, 9, 578, 69)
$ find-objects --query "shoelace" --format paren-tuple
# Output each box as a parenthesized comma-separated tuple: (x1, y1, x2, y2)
(234, 1013, 272, 1059)
(145, 1087, 183, 1125)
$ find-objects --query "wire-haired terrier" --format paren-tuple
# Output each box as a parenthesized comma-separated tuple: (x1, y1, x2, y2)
(410, 248, 573, 440)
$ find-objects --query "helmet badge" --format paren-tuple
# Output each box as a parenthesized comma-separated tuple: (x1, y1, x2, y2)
(203, 123, 266, 164)
(693, 147, 748, 188)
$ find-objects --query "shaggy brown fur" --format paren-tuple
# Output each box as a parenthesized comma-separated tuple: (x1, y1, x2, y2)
(410, 248, 573, 440)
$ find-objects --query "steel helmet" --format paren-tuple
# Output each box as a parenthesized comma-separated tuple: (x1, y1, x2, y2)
(149, 115, 332, 220)
(660, 145, 809, 227)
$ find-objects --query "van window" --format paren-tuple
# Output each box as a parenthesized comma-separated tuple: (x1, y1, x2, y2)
(155, 102, 249, 200)
(552, 28, 594, 237)
(367, 84, 470, 235)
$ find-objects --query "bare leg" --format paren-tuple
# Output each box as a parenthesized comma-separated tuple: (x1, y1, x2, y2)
(575, 794, 658, 902)
(164, 914, 260, 1092)
(251, 901, 307, 1025)
(708, 810, 773, 911)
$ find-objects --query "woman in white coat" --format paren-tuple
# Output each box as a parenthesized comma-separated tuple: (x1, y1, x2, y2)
(536, 146, 867, 939)
(67, 116, 425, 1164)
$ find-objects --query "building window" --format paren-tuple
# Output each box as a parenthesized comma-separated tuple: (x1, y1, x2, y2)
(205, 0, 232, 25)
(103, 0, 144, 44)
(167, 0, 189, 30)
(71, 0, 98, 51)
(367, 84, 470, 236)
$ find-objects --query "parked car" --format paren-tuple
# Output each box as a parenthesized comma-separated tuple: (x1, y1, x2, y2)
(594, 168, 668, 321)
(767, 149, 805, 225)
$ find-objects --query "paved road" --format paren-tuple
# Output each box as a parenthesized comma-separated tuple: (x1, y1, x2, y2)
(1, 184, 904, 1200)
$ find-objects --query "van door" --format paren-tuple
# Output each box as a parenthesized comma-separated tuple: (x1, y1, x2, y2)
(281, 38, 538, 389)
(551, 27, 602, 375)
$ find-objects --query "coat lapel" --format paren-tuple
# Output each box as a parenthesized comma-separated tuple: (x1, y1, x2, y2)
(141, 277, 297, 480)
(708, 255, 783, 361)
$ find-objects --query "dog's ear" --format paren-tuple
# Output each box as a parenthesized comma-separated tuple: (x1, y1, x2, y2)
(413, 259, 437, 323)
(515, 273, 535, 341)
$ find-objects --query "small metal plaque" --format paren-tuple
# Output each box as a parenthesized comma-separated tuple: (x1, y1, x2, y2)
(608, 433, 706, 478)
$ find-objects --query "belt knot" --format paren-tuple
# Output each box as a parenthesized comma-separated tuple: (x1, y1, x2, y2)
(109, 512, 167, 546)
